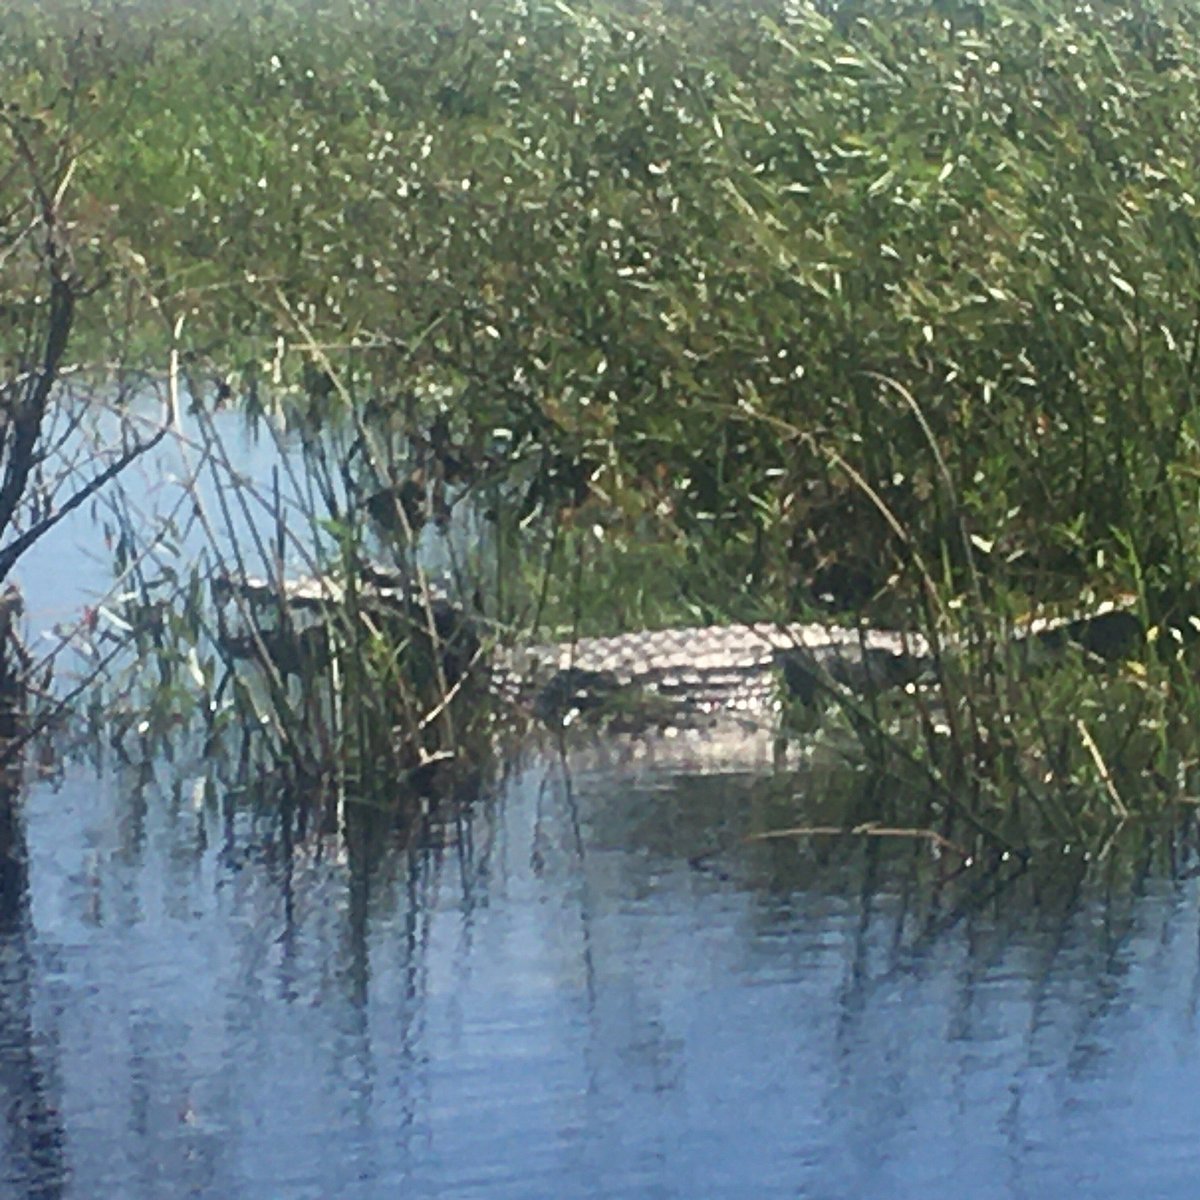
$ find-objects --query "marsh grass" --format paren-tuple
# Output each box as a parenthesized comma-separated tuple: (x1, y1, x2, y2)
(76, 396, 498, 810)
(9, 0, 1200, 855)
(62, 376, 1195, 866)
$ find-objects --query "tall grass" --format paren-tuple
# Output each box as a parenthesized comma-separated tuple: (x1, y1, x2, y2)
(7, 0, 1200, 852)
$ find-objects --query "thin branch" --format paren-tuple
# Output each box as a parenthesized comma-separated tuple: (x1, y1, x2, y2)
(744, 822, 973, 861)
(0, 424, 168, 582)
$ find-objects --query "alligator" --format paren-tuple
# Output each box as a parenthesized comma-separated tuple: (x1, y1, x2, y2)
(493, 620, 931, 720)
(214, 568, 1143, 726)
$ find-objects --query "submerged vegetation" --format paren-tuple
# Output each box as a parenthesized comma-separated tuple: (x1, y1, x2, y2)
(6, 0, 1200, 856)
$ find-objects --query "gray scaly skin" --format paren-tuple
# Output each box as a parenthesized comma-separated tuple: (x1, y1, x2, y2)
(492, 621, 933, 721)
(493, 607, 1141, 722)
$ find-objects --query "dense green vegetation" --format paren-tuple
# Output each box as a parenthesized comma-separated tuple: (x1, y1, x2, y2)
(7, 0, 1200, 850)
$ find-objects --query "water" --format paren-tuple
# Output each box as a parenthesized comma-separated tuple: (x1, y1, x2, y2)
(3, 747, 1200, 1199)
(4, 426, 1200, 1198)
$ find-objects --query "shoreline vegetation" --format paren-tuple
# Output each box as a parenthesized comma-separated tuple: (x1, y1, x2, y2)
(6, 0, 1200, 858)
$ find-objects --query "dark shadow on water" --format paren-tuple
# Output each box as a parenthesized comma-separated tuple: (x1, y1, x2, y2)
(0, 784, 66, 1200)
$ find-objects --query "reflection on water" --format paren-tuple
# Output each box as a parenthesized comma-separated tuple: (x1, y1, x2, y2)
(2, 746, 1199, 1199)
(0, 786, 65, 1200)
(4, 418, 1200, 1197)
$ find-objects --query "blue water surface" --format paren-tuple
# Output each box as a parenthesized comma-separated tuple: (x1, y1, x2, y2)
(1, 748, 1198, 1200)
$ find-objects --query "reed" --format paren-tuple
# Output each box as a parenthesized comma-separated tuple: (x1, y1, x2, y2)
(8, 0, 1200, 852)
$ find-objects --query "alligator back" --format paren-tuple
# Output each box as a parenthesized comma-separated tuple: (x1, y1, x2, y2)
(492, 621, 933, 719)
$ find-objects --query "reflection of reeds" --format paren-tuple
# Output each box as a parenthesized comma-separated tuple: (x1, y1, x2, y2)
(0, 773, 68, 1196)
